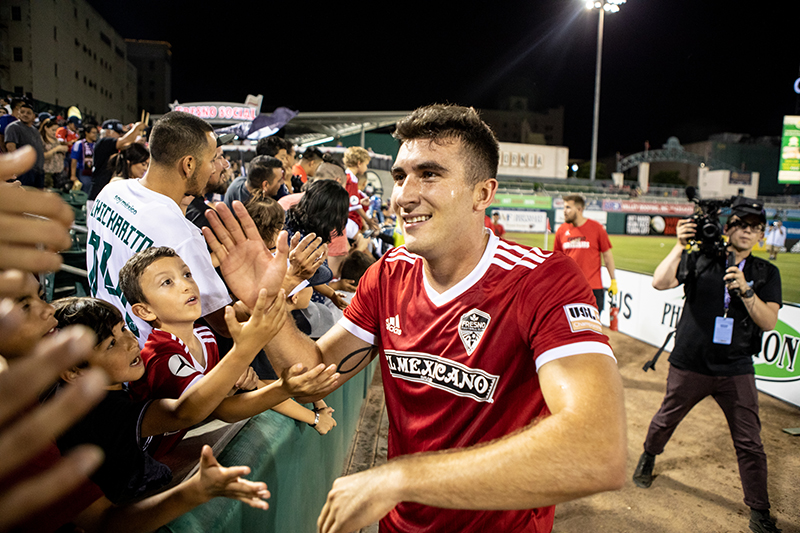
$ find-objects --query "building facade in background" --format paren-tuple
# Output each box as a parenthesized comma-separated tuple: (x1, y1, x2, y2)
(126, 39, 171, 115)
(0, 0, 138, 122)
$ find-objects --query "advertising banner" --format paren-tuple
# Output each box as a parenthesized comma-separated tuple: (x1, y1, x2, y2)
(603, 200, 695, 216)
(602, 269, 800, 408)
(625, 215, 681, 236)
(778, 115, 800, 184)
(494, 209, 548, 233)
(492, 194, 552, 210)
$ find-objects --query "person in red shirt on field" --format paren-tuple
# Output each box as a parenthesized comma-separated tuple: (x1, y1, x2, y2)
(491, 211, 505, 238)
(553, 194, 617, 312)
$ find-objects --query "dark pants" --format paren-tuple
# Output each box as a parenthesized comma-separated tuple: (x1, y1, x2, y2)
(17, 168, 44, 188)
(644, 365, 769, 510)
(592, 288, 605, 312)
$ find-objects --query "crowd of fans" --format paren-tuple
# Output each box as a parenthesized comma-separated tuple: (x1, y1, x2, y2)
(0, 98, 397, 532)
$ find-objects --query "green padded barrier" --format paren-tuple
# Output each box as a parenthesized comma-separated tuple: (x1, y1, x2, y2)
(159, 360, 378, 533)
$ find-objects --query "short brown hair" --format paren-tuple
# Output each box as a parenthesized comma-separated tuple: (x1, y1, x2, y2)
(563, 194, 585, 209)
(393, 104, 499, 187)
(149, 111, 214, 168)
(246, 191, 286, 246)
(53, 297, 122, 347)
(119, 247, 178, 306)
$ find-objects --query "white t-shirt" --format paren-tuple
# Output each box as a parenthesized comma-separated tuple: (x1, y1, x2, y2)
(86, 179, 231, 346)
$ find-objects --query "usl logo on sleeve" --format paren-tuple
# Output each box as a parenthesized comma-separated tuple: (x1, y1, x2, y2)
(459, 309, 491, 355)
(564, 304, 603, 334)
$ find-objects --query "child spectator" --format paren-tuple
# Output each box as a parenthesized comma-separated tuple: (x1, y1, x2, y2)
(119, 247, 339, 438)
(52, 292, 286, 504)
(323, 250, 376, 322)
(245, 193, 338, 431)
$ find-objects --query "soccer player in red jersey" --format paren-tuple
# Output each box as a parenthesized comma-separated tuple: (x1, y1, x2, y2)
(203, 104, 627, 533)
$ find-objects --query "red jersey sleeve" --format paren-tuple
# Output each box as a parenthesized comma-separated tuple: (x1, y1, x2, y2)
(341, 259, 382, 345)
(519, 253, 614, 370)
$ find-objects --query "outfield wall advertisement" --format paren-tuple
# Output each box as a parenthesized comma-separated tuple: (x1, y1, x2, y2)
(601, 269, 800, 408)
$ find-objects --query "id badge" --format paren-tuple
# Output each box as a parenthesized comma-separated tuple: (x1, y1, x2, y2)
(713, 316, 734, 345)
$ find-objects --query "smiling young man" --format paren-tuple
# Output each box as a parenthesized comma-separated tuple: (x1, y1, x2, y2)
(202, 104, 627, 533)
(635, 198, 783, 533)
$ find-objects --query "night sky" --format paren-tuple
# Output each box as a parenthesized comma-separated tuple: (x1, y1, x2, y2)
(87, 0, 800, 160)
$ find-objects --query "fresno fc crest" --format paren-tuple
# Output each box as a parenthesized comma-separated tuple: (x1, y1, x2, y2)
(458, 308, 491, 356)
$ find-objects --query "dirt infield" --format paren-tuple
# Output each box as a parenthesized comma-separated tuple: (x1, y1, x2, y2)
(554, 329, 800, 533)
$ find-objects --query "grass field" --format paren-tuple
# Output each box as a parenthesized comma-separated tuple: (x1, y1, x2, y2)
(507, 232, 800, 305)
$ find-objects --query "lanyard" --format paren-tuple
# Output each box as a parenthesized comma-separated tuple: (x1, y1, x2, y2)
(723, 258, 746, 316)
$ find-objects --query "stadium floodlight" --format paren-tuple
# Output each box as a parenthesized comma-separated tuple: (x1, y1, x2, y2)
(586, 0, 626, 181)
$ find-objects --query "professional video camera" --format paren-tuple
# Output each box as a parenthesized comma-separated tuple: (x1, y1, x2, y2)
(685, 187, 731, 257)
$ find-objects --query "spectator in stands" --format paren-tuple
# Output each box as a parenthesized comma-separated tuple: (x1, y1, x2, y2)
(553, 194, 617, 312)
(87, 111, 234, 347)
(118, 247, 338, 438)
(108, 143, 150, 183)
(86, 119, 147, 209)
(343, 146, 379, 235)
(56, 116, 81, 149)
(292, 146, 324, 192)
(284, 179, 350, 312)
(52, 287, 288, 501)
(40, 117, 70, 189)
(0, 98, 24, 153)
(223, 155, 285, 210)
(186, 134, 233, 230)
(0, 148, 274, 529)
(4, 101, 46, 187)
(70, 121, 98, 192)
(256, 136, 292, 198)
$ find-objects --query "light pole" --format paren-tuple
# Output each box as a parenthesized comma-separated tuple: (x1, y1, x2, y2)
(586, 0, 625, 182)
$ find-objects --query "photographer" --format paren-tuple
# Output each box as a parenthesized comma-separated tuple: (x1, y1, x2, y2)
(633, 197, 782, 533)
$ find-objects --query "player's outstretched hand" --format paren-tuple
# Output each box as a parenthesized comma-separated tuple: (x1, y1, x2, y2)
(0, 326, 108, 530)
(224, 288, 287, 356)
(317, 466, 400, 533)
(288, 232, 327, 281)
(192, 445, 270, 510)
(202, 200, 288, 308)
(280, 362, 340, 401)
(312, 407, 337, 435)
(0, 147, 74, 275)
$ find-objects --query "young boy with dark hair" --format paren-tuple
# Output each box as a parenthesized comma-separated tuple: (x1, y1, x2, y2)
(53, 292, 286, 504)
(0, 280, 273, 531)
(119, 246, 339, 436)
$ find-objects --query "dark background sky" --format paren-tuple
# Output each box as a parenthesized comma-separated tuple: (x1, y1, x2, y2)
(87, 0, 800, 160)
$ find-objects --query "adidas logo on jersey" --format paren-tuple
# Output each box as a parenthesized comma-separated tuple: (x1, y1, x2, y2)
(385, 315, 402, 335)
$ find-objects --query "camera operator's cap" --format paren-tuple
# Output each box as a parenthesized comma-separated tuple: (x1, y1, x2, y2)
(730, 196, 766, 224)
(101, 119, 126, 133)
(216, 133, 235, 147)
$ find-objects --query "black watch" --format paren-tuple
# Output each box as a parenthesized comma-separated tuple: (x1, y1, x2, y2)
(742, 288, 755, 299)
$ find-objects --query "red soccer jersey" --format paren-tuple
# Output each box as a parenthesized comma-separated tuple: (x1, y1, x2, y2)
(553, 218, 612, 290)
(341, 233, 614, 533)
(139, 325, 220, 399)
(345, 170, 363, 229)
